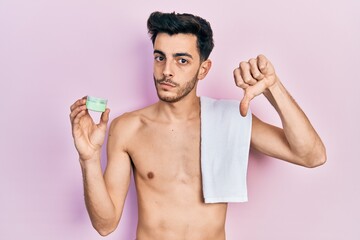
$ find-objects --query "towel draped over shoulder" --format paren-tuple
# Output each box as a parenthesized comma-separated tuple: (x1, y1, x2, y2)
(200, 96, 252, 203)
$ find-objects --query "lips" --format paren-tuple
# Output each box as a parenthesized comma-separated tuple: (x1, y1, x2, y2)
(158, 82, 175, 91)
(156, 79, 178, 88)
(159, 82, 176, 87)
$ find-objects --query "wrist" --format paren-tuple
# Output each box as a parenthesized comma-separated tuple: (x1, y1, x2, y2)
(79, 153, 102, 168)
(267, 77, 282, 93)
(263, 78, 285, 112)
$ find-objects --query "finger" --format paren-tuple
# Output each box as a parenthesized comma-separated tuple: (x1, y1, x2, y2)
(240, 93, 253, 117)
(70, 104, 87, 122)
(70, 98, 82, 111)
(240, 61, 257, 85)
(99, 108, 110, 128)
(249, 58, 264, 81)
(233, 68, 250, 89)
(72, 109, 87, 125)
(257, 54, 269, 74)
(245, 76, 269, 100)
(70, 98, 87, 111)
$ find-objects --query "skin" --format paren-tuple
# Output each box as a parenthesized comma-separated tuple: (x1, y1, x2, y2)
(70, 33, 326, 239)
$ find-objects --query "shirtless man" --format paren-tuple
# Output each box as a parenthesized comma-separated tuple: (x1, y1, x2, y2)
(69, 12, 326, 239)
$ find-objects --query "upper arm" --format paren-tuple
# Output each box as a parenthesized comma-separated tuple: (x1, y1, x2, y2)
(104, 116, 133, 223)
(250, 114, 300, 165)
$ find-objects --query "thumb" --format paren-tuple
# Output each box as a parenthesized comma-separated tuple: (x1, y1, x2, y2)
(99, 108, 110, 128)
(240, 93, 252, 117)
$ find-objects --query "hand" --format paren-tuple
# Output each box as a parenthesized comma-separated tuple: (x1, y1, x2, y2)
(233, 54, 278, 116)
(69, 96, 110, 161)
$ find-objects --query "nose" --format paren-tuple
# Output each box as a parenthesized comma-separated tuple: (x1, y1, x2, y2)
(163, 61, 174, 78)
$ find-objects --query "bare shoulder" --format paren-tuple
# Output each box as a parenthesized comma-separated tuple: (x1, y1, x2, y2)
(108, 104, 157, 146)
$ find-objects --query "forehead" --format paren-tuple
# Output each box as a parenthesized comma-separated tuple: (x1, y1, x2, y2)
(154, 33, 199, 57)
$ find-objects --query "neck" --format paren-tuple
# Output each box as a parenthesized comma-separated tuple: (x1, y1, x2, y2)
(156, 94, 200, 122)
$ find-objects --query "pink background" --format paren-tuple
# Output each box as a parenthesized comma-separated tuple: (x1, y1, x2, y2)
(1, 0, 359, 239)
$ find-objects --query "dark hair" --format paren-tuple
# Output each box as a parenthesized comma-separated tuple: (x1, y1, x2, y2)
(147, 11, 214, 61)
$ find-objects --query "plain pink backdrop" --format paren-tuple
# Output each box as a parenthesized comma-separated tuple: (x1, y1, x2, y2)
(1, 0, 359, 239)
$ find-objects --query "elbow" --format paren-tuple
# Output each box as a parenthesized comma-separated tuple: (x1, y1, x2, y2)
(303, 145, 327, 168)
(89, 207, 122, 236)
(98, 231, 113, 237)
(303, 155, 326, 168)
(95, 225, 116, 237)
(92, 220, 118, 237)
(97, 228, 113, 237)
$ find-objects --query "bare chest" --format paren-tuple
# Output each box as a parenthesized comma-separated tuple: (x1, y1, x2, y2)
(128, 120, 201, 183)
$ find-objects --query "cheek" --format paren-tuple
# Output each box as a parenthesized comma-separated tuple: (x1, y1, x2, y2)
(153, 64, 162, 74)
(186, 67, 200, 78)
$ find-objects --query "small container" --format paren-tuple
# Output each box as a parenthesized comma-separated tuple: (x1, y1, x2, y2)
(86, 96, 107, 112)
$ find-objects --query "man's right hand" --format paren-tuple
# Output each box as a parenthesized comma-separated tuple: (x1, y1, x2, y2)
(69, 96, 110, 161)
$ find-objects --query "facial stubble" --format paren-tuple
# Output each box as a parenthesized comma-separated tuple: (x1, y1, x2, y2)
(154, 71, 199, 103)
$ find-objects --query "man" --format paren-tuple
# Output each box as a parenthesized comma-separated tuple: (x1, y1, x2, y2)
(69, 11, 326, 239)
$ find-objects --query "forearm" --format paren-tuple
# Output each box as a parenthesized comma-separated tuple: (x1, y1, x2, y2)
(264, 80, 326, 166)
(80, 156, 117, 235)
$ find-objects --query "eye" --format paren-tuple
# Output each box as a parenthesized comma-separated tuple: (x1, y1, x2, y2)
(178, 58, 188, 64)
(154, 56, 164, 62)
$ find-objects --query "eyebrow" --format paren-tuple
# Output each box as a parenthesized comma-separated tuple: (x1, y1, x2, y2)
(154, 50, 193, 59)
(153, 50, 165, 56)
(174, 52, 193, 59)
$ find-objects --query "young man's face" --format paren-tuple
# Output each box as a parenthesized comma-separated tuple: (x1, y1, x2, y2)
(153, 33, 204, 103)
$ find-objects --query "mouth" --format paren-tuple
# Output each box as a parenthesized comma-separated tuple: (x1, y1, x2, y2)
(159, 82, 176, 87)
(156, 79, 178, 88)
(154, 76, 179, 90)
(158, 82, 176, 91)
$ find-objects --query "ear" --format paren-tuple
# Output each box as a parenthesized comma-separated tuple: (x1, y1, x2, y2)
(197, 59, 212, 80)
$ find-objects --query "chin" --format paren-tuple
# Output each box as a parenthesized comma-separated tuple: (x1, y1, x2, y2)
(158, 95, 181, 103)
(156, 92, 180, 103)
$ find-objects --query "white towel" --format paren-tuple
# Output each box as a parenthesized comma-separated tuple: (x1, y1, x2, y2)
(200, 96, 252, 203)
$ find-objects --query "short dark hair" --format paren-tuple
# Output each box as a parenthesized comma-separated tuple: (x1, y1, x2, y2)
(147, 11, 214, 61)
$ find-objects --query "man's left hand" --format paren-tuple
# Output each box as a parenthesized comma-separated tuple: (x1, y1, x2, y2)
(233, 54, 279, 116)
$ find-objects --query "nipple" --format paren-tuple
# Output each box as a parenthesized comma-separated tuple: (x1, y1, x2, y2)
(147, 172, 154, 179)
